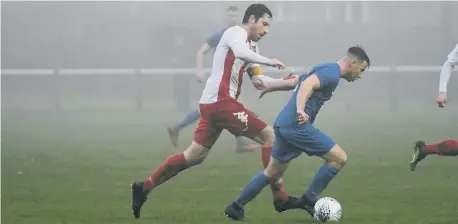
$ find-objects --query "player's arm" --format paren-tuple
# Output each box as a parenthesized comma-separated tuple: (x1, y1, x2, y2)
(227, 29, 277, 67)
(196, 31, 221, 82)
(248, 65, 298, 90)
(296, 74, 321, 112)
(253, 74, 299, 91)
(437, 43, 458, 107)
(439, 44, 458, 94)
(196, 43, 212, 73)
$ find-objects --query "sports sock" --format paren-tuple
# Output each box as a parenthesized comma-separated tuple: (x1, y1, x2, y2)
(304, 163, 340, 202)
(424, 139, 458, 156)
(172, 109, 200, 132)
(234, 171, 270, 208)
(261, 146, 272, 168)
(143, 152, 189, 191)
(261, 146, 288, 201)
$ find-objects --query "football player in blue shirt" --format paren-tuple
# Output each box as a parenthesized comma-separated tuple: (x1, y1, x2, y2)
(224, 46, 370, 221)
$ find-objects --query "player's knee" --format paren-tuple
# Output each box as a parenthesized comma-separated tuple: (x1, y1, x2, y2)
(324, 145, 347, 169)
(327, 157, 347, 169)
(258, 126, 275, 146)
(332, 153, 347, 169)
(183, 141, 210, 166)
(263, 168, 281, 182)
(263, 158, 287, 181)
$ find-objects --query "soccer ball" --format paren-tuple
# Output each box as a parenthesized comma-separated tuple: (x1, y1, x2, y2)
(313, 197, 342, 222)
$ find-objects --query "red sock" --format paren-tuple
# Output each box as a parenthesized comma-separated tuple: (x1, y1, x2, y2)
(262, 146, 288, 201)
(261, 146, 272, 168)
(144, 152, 188, 191)
(424, 139, 458, 156)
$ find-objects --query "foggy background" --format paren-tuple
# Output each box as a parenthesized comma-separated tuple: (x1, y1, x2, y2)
(2, 1, 458, 118)
(2, 2, 458, 223)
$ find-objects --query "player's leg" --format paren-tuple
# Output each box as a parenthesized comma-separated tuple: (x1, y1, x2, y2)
(222, 101, 289, 203)
(425, 138, 458, 155)
(142, 142, 212, 191)
(253, 126, 289, 202)
(131, 141, 210, 219)
(285, 125, 345, 212)
(167, 108, 201, 148)
(289, 144, 346, 217)
(296, 144, 346, 211)
(225, 128, 309, 220)
(234, 136, 259, 153)
(303, 144, 346, 200)
(131, 114, 221, 219)
(410, 139, 458, 171)
(234, 111, 260, 152)
(225, 156, 291, 221)
(238, 117, 289, 202)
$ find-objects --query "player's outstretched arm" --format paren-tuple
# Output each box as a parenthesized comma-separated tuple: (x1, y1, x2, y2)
(247, 65, 297, 89)
(227, 28, 284, 69)
(232, 44, 284, 69)
(256, 72, 299, 98)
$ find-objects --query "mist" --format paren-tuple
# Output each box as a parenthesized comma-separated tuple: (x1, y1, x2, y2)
(2, 2, 458, 224)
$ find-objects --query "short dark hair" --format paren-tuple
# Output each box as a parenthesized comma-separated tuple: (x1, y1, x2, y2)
(348, 46, 370, 67)
(242, 3, 272, 24)
(227, 5, 238, 12)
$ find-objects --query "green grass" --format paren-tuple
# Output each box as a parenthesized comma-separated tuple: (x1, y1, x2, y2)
(2, 106, 458, 224)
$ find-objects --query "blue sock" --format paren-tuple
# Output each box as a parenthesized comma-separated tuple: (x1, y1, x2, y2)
(234, 171, 269, 208)
(304, 163, 340, 201)
(173, 109, 200, 132)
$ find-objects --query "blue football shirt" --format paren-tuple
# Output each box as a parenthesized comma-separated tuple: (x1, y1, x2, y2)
(274, 63, 341, 127)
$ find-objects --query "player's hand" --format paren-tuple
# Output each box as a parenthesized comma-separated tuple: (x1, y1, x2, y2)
(437, 92, 447, 108)
(282, 72, 298, 80)
(196, 69, 207, 83)
(258, 82, 272, 99)
(269, 59, 286, 70)
(297, 110, 309, 125)
(283, 72, 299, 86)
(254, 79, 271, 99)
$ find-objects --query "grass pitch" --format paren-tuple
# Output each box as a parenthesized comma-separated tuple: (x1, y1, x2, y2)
(2, 104, 458, 224)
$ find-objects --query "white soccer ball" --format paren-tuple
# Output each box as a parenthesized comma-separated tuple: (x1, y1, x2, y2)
(313, 197, 342, 223)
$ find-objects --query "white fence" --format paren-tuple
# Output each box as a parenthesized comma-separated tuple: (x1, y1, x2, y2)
(1, 65, 452, 76)
(2, 65, 455, 111)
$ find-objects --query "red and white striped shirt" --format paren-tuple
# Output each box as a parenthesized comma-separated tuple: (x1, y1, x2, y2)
(199, 26, 269, 104)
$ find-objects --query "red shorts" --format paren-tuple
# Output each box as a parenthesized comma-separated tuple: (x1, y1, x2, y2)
(193, 99, 268, 149)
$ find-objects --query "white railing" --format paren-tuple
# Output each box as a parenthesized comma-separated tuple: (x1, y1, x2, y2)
(1, 65, 453, 76)
(2, 65, 454, 111)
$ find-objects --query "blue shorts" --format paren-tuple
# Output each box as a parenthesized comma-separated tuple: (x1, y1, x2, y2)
(272, 123, 336, 162)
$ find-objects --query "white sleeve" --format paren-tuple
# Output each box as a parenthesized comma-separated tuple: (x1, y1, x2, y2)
(249, 42, 260, 68)
(439, 43, 458, 93)
(226, 27, 272, 66)
(252, 74, 278, 84)
(247, 44, 278, 84)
